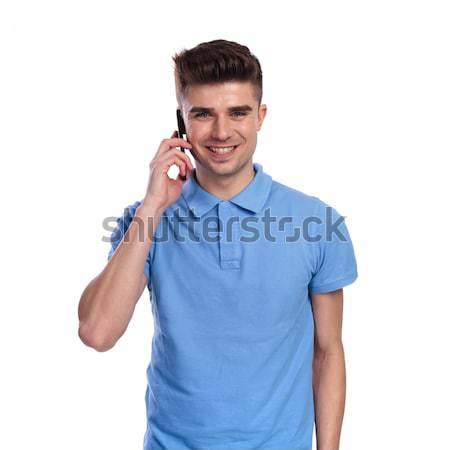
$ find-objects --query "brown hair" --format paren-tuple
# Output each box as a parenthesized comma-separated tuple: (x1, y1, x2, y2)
(172, 39, 263, 108)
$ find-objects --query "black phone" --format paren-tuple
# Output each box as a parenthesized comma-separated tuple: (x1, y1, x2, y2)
(176, 109, 190, 181)
(176, 109, 187, 153)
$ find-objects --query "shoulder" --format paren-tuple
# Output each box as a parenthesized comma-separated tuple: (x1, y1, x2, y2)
(268, 179, 327, 217)
(123, 200, 143, 216)
(267, 180, 350, 238)
(109, 200, 144, 241)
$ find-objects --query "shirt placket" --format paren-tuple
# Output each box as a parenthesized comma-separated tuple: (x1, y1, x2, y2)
(217, 201, 241, 270)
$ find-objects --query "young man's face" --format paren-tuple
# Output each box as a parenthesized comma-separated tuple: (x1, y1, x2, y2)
(180, 81, 267, 179)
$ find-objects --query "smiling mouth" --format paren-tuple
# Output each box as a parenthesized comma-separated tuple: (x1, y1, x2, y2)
(206, 145, 239, 154)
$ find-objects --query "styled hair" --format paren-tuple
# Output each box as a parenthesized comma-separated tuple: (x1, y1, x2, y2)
(172, 39, 263, 108)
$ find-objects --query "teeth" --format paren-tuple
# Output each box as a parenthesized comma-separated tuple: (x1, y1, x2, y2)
(208, 146, 236, 154)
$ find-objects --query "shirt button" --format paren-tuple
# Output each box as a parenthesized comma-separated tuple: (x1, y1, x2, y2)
(221, 260, 240, 270)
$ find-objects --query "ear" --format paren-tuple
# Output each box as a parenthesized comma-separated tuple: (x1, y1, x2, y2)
(257, 104, 267, 131)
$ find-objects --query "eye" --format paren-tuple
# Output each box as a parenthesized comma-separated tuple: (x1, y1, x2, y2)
(231, 111, 247, 117)
(195, 112, 210, 118)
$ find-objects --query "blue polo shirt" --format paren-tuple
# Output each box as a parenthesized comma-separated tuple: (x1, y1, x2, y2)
(108, 162, 358, 450)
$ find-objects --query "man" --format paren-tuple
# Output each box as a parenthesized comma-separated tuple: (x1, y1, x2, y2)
(78, 39, 358, 450)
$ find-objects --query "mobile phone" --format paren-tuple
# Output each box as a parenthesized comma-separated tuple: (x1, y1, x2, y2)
(176, 109, 187, 153)
(176, 109, 188, 181)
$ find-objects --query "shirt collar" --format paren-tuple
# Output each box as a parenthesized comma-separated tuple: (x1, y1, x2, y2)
(181, 162, 273, 218)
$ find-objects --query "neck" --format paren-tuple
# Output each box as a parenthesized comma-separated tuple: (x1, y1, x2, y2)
(195, 161, 256, 200)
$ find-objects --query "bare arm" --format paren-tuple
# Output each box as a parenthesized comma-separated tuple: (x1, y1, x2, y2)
(78, 201, 164, 352)
(311, 288, 346, 450)
(77, 130, 194, 352)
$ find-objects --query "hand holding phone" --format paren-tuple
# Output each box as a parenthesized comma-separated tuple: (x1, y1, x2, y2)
(141, 129, 193, 212)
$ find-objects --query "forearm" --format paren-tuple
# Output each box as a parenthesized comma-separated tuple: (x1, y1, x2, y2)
(78, 201, 163, 351)
(313, 344, 346, 450)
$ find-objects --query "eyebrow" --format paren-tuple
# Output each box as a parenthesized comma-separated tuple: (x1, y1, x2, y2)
(188, 105, 253, 114)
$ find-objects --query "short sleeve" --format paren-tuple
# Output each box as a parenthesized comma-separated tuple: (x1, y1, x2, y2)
(107, 200, 151, 283)
(308, 201, 358, 294)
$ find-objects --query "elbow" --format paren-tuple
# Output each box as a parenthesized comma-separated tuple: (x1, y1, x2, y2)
(314, 337, 344, 356)
(78, 323, 116, 352)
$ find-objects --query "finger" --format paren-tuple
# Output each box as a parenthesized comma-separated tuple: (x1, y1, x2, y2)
(170, 152, 194, 177)
(154, 134, 192, 159)
(155, 152, 190, 177)
(170, 131, 184, 157)
(155, 148, 194, 172)
(168, 156, 188, 178)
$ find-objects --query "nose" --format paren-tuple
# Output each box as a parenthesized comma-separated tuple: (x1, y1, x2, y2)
(211, 115, 233, 142)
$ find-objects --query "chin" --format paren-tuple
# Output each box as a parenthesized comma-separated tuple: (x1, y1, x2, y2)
(212, 159, 252, 178)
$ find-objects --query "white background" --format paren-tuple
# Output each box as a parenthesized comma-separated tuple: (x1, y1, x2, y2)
(1, 1, 449, 449)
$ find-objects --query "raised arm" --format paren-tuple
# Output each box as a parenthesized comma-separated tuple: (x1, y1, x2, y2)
(78, 201, 163, 352)
(77, 132, 193, 352)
